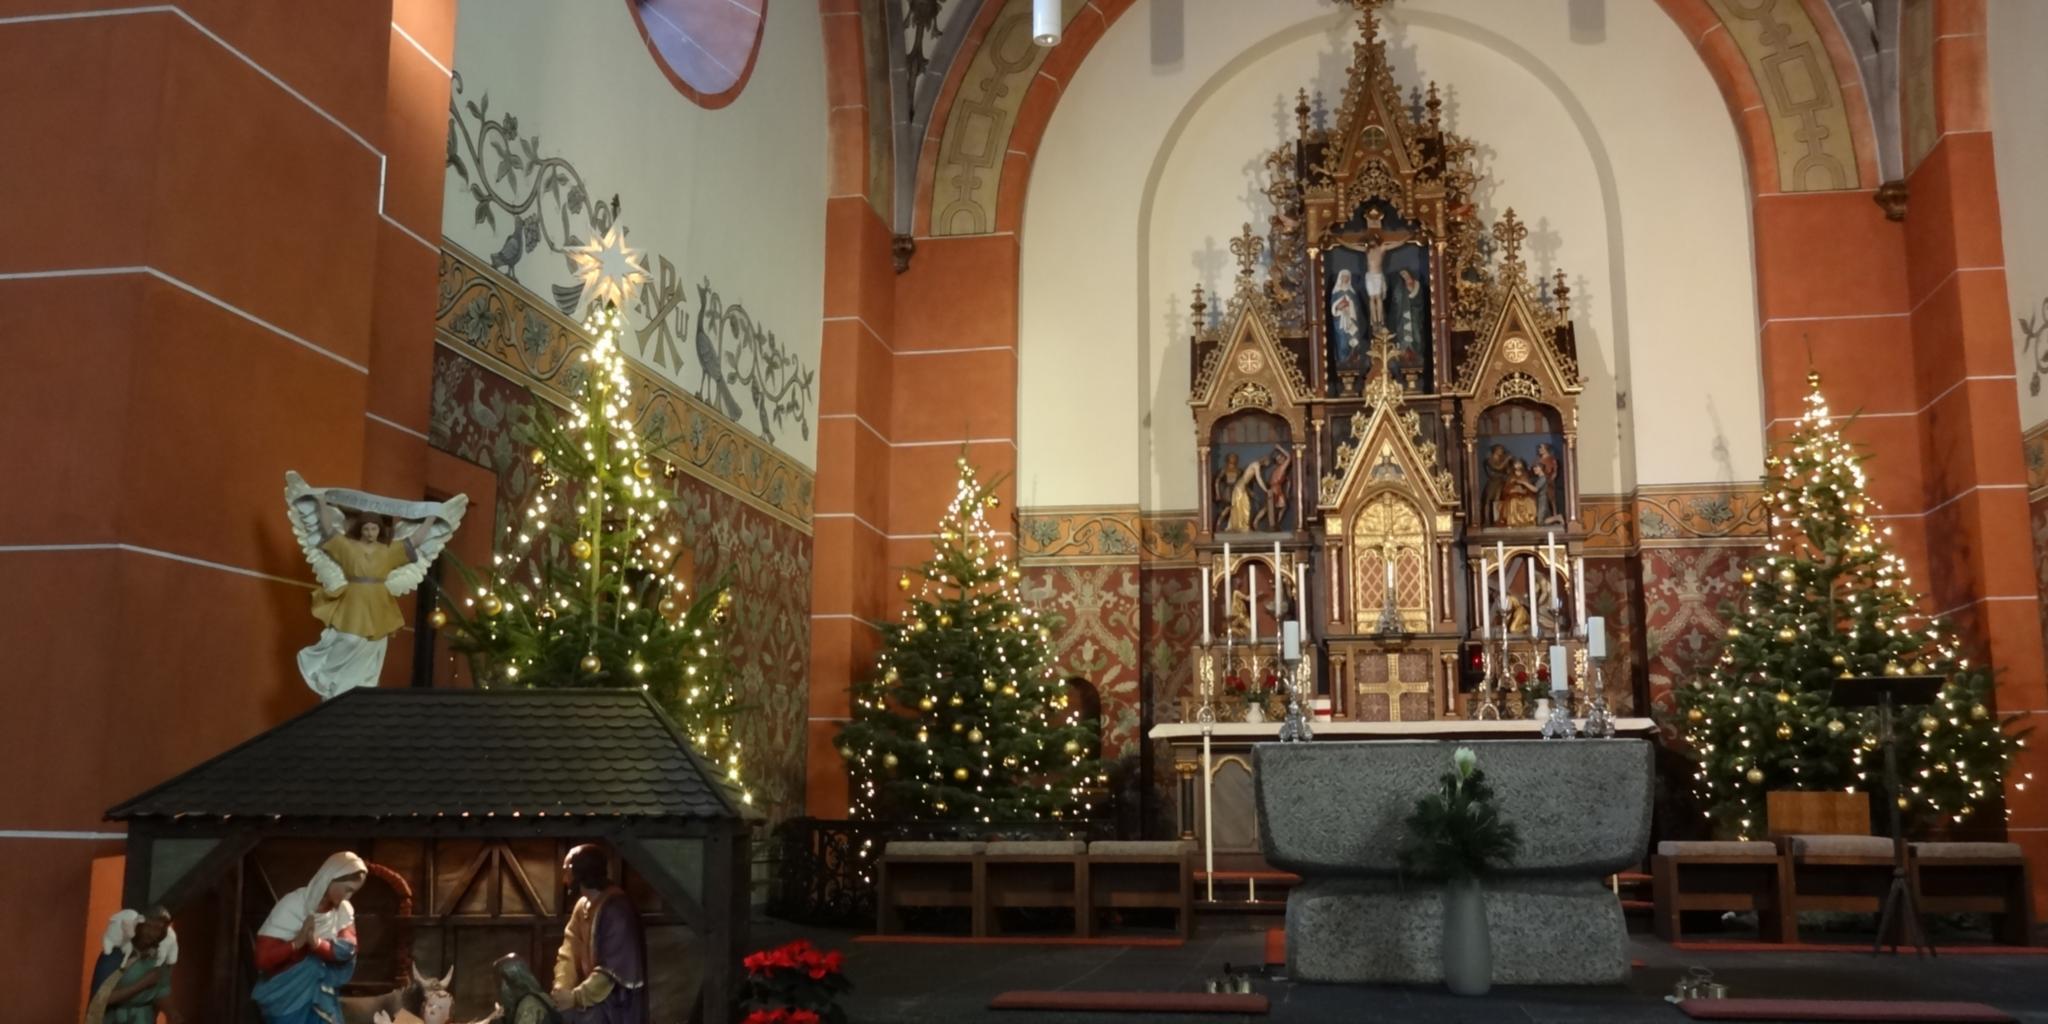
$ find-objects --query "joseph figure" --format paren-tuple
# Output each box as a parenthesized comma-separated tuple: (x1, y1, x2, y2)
(551, 845, 649, 1023)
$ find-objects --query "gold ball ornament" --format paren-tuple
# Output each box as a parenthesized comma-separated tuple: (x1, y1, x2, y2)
(1726, 626, 1742, 638)
(947, 695, 963, 707)
(952, 722, 964, 733)
(1746, 768, 1765, 784)
(1063, 739, 1082, 756)
(632, 457, 653, 480)
(883, 753, 900, 768)
(1776, 627, 1797, 641)
(1001, 685, 1018, 697)
(1831, 654, 1847, 666)
(428, 608, 449, 629)
(1776, 690, 1792, 704)
(899, 574, 912, 591)
(571, 538, 594, 560)
(967, 728, 984, 743)
(938, 613, 953, 627)
(1971, 704, 1989, 720)
(1776, 723, 1793, 740)
(983, 679, 998, 692)
(1862, 733, 1880, 750)
(1920, 715, 1939, 733)
(956, 456, 969, 468)
(1897, 796, 1911, 810)
(912, 620, 928, 633)
(536, 603, 555, 622)
(579, 653, 602, 673)
(1687, 708, 1705, 724)
(1007, 567, 1022, 581)
(480, 594, 504, 616)
(953, 768, 970, 781)
(1741, 570, 1756, 584)
(530, 447, 547, 465)
(1827, 719, 1845, 735)
(918, 696, 935, 711)
(1002, 755, 1019, 768)
(1778, 567, 1796, 583)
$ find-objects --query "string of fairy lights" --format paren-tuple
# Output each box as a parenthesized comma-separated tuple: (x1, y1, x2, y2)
(843, 458, 1098, 824)
(1679, 372, 2021, 838)
(440, 300, 750, 805)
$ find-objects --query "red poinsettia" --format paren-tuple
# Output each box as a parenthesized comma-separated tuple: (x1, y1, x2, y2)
(743, 939, 849, 1024)
(1513, 670, 1529, 684)
(1225, 673, 1247, 692)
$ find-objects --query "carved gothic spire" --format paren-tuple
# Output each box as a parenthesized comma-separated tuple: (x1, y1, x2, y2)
(1230, 223, 1265, 284)
(1494, 208, 1527, 275)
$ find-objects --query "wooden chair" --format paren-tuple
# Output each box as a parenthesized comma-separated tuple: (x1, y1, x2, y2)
(1911, 841, 2035, 946)
(1086, 840, 1195, 939)
(1649, 840, 1791, 942)
(983, 840, 1088, 936)
(876, 840, 986, 936)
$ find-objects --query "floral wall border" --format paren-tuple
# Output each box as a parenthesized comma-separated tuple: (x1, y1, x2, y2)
(437, 244, 815, 532)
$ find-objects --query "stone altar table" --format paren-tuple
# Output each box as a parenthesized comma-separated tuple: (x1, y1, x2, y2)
(1255, 739, 1652, 985)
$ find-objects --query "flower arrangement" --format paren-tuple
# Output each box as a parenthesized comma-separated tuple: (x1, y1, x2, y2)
(1396, 747, 1521, 881)
(741, 939, 849, 1024)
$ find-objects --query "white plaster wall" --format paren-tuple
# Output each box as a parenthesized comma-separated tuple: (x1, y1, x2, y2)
(1019, 0, 1761, 511)
(1989, 0, 2048, 431)
(443, 0, 826, 467)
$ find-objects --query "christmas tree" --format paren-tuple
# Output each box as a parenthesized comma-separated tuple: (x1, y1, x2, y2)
(840, 458, 1101, 823)
(1674, 371, 2021, 839)
(438, 298, 750, 805)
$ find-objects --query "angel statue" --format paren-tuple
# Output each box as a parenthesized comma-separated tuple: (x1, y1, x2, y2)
(285, 472, 467, 698)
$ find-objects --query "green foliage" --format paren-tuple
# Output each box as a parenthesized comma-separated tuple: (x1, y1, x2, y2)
(840, 458, 1102, 823)
(1398, 748, 1521, 881)
(1671, 374, 2020, 838)
(437, 303, 748, 802)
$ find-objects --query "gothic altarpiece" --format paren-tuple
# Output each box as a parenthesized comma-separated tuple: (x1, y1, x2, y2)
(1184, 3, 1600, 727)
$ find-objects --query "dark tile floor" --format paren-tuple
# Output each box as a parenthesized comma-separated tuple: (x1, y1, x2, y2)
(753, 916, 2048, 1024)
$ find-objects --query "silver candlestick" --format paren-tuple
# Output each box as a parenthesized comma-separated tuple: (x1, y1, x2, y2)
(1540, 685, 1577, 739)
(1278, 655, 1314, 742)
(1582, 654, 1617, 738)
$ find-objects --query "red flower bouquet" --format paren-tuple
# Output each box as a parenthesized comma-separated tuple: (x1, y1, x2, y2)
(742, 939, 849, 1024)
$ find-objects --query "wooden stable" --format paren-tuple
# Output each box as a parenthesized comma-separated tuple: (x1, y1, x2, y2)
(105, 689, 753, 1022)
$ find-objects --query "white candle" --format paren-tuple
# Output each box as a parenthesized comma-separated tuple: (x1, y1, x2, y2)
(1384, 553, 1395, 594)
(1527, 560, 1539, 640)
(1250, 563, 1260, 646)
(1548, 644, 1568, 692)
(1295, 561, 1307, 634)
(1223, 544, 1233, 646)
(1201, 726, 1215, 901)
(1546, 531, 1560, 612)
(1587, 616, 1607, 659)
(1574, 555, 1587, 634)
(1479, 558, 1492, 637)
(1201, 566, 1213, 645)
(1495, 542, 1507, 630)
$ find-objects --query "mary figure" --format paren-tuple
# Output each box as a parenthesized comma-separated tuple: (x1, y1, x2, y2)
(1330, 269, 1364, 369)
(251, 851, 368, 1024)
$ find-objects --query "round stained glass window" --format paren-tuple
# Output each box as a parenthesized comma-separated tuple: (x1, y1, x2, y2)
(625, 0, 768, 108)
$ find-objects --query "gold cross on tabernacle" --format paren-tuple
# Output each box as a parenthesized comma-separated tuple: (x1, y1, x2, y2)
(1343, 0, 1396, 14)
(1494, 208, 1528, 265)
(1230, 223, 1265, 279)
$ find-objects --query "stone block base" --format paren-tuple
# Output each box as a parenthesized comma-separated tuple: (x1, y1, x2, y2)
(1285, 877, 1628, 985)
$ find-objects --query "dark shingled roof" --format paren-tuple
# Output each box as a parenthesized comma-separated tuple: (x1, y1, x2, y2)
(107, 688, 744, 823)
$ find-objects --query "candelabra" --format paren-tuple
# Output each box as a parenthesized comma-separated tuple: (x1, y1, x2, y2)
(1582, 653, 1616, 738)
(1278, 651, 1314, 742)
(1196, 647, 1218, 725)
(1471, 629, 1504, 720)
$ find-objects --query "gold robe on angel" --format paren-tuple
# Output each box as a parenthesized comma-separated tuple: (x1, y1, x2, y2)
(309, 536, 413, 639)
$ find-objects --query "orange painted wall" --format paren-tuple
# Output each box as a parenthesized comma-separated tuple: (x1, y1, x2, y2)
(0, 3, 456, 1020)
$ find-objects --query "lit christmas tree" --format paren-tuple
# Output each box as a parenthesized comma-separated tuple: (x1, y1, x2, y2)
(841, 458, 1101, 823)
(1674, 371, 2022, 838)
(438, 240, 749, 804)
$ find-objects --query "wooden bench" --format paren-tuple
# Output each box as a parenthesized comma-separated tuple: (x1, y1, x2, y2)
(1086, 840, 1195, 938)
(983, 840, 1088, 936)
(877, 840, 986, 937)
(1649, 840, 1790, 942)
(1912, 841, 2034, 945)
(1776, 833, 1898, 942)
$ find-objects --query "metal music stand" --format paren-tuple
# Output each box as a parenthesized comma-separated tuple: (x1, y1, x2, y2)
(1828, 674, 1944, 957)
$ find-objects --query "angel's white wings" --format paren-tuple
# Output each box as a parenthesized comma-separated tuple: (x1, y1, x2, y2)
(284, 471, 469, 597)
(285, 471, 346, 593)
(384, 493, 467, 597)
